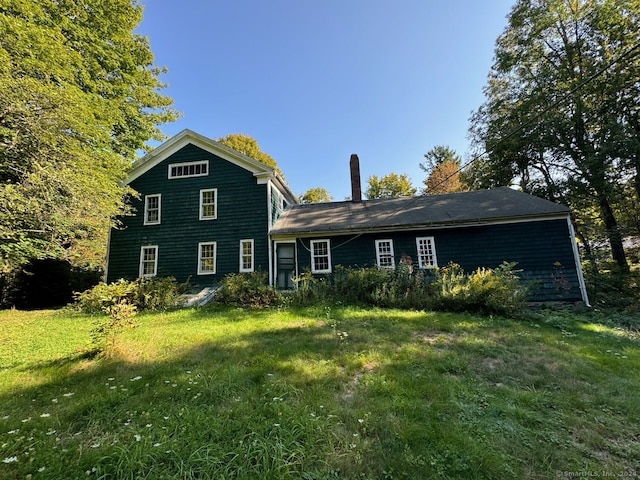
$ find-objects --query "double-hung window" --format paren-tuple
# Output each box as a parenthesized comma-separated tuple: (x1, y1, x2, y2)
(310, 239, 331, 273)
(375, 239, 395, 269)
(239, 239, 254, 273)
(139, 245, 158, 277)
(416, 236, 438, 268)
(144, 194, 161, 225)
(199, 189, 217, 220)
(198, 242, 217, 275)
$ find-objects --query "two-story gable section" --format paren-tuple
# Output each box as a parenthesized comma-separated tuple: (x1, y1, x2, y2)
(106, 130, 297, 287)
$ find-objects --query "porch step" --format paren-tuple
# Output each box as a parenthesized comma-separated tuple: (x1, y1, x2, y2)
(181, 286, 219, 307)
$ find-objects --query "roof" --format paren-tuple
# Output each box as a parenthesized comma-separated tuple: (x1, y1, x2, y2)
(270, 187, 570, 237)
(126, 129, 297, 204)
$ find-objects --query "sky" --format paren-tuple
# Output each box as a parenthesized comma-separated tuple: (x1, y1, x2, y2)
(137, 1, 515, 200)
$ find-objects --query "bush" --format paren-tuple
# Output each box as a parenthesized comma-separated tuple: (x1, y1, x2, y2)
(74, 277, 187, 314)
(289, 262, 528, 316)
(215, 271, 283, 308)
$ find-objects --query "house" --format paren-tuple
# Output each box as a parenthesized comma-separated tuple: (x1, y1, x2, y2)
(106, 129, 297, 287)
(106, 131, 589, 304)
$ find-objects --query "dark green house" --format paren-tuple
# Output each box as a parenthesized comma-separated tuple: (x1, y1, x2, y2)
(107, 131, 589, 304)
(106, 129, 296, 287)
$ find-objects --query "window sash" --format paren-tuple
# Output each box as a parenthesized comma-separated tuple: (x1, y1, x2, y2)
(168, 161, 209, 179)
(375, 239, 395, 269)
(416, 236, 438, 268)
(198, 242, 217, 275)
(239, 239, 254, 272)
(200, 189, 217, 220)
(310, 239, 331, 273)
(144, 194, 161, 225)
(139, 246, 158, 277)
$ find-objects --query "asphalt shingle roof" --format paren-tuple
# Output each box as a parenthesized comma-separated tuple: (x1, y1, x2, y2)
(271, 187, 570, 236)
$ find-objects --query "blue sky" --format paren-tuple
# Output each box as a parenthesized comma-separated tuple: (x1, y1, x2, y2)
(137, 1, 514, 200)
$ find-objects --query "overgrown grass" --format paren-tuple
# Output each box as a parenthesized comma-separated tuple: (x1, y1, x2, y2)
(1, 305, 639, 478)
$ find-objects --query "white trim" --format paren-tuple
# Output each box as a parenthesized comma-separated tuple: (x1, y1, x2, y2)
(139, 245, 158, 277)
(310, 239, 332, 274)
(197, 242, 217, 275)
(416, 236, 438, 269)
(239, 239, 254, 273)
(199, 188, 218, 220)
(567, 217, 591, 306)
(168, 160, 209, 179)
(375, 239, 395, 269)
(143, 194, 161, 225)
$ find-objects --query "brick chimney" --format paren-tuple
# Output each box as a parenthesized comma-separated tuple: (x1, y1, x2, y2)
(350, 154, 362, 202)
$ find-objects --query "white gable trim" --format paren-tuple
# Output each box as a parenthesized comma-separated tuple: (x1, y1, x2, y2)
(127, 129, 275, 184)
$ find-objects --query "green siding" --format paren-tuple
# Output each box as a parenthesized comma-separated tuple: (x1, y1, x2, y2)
(293, 218, 582, 302)
(107, 144, 269, 286)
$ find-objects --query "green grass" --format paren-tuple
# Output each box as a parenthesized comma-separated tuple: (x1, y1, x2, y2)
(1, 305, 639, 479)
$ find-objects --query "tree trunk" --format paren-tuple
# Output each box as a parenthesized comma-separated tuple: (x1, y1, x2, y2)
(598, 193, 629, 272)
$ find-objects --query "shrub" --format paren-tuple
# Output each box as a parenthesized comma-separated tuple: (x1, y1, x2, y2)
(215, 271, 283, 308)
(74, 276, 186, 314)
(432, 262, 528, 315)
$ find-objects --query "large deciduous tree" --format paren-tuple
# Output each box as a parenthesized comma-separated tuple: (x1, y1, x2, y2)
(0, 0, 177, 270)
(365, 173, 417, 199)
(216, 133, 284, 177)
(469, 0, 640, 271)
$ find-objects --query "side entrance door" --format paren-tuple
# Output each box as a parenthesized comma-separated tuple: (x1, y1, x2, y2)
(275, 242, 295, 289)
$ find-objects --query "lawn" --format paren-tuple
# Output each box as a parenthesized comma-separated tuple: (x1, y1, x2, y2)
(0, 305, 638, 479)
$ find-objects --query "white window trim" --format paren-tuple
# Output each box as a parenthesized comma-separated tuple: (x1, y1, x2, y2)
(168, 160, 209, 179)
(143, 194, 161, 226)
(139, 245, 158, 277)
(416, 236, 438, 269)
(239, 239, 254, 273)
(375, 239, 395, 269)
(310, 239, 332, 274)
(199, 188, 218, 220)
(198, 241, 217, 275)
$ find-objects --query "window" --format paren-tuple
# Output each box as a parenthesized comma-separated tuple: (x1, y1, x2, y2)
(168, 160, 209, 179)
(375, 239, 395, 269)
(139, 245, 158, 277)
(310, 239, 331, 273)
(198, 242, 217, 275)
(416, 236, 438, 268)
(239, 239, 254, 272)
(143, 194, 161, 225)
(199, 189, 217, 220)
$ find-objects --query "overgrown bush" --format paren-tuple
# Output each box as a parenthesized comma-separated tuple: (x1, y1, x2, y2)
(289, 262, 528, 316)
(432, 262, 529, 315)
(74, 276, 187, 314)
(215, 271, 283, 308)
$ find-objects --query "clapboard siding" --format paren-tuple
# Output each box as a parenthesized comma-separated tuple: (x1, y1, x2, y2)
(293, 218, 581, 302)
(107, 144, 270, 285)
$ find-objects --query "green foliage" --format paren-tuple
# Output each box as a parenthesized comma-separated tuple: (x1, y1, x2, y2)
(90, 300, 138, 353)
(74, 277, 186, 314)
(432, 262, 529, 315)
(365, 173, 417, 199)
(291, 262, 528, 316)
(300, 187, 334, 204)
(215, 271, 283, 308)
(0, 0, 178, 270)
(216, 133, 284, 178)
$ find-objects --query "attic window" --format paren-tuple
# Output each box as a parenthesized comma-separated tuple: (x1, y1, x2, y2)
(168, 160, 209, 179)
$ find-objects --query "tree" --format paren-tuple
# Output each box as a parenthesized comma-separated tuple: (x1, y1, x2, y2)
(300, 187, 333, 204)
(0, 0, 177, 271)
(216, 133, 283, 177)
(365, 173, 417, 199)
(468, 0, 640, 271)
(421, 146, 466, 195)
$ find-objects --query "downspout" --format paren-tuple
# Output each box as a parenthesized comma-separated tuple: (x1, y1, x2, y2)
(267, 179, 274, 286)
(567, 216, 591, 307)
